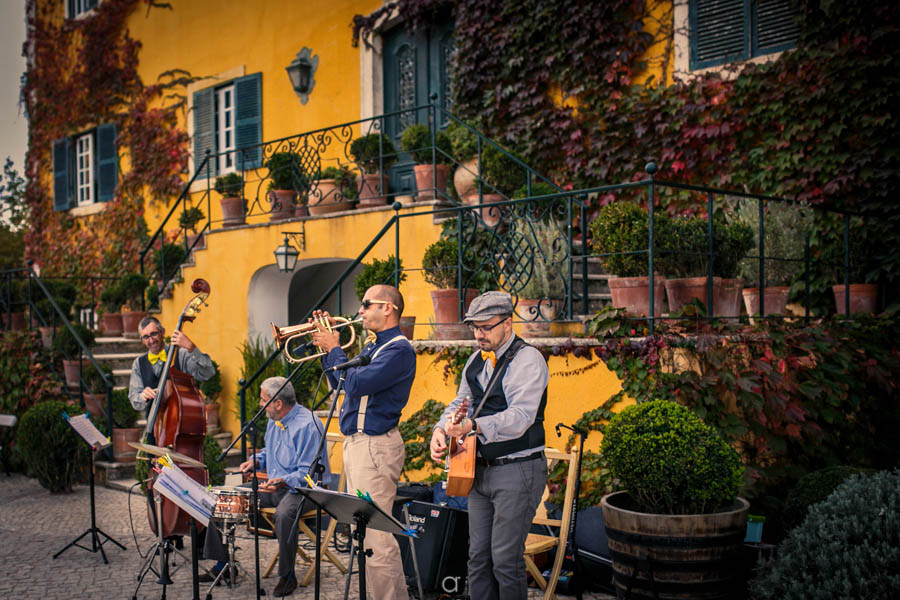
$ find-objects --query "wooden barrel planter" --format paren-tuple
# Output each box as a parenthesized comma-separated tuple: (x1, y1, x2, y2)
(601, 491, 749, 600)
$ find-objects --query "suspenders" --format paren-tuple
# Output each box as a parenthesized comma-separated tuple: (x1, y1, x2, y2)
(355, 335, 411, 433)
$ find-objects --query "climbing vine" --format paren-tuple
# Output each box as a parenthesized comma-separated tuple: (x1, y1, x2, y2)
(22, 0, 194, 302)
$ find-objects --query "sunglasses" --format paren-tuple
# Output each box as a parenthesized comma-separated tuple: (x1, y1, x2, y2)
(360, 299, 399, 311)
(467, 317, 510, 335)
(140, 330, 162, 341)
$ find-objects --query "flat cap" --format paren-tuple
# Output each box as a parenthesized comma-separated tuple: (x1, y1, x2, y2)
(464, 291, 513, 322)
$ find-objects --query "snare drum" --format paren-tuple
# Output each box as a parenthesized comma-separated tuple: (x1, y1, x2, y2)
(211, 486, 252, 521)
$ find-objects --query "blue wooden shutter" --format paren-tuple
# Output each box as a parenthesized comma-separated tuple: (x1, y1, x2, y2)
(96, 123, 117, 202)
(234, 73, 262, 170)
(690, 0, 748, 69)
(755, 0, 799, 54)
(52, 137, 70, 211)
(193, 86, 217, 176)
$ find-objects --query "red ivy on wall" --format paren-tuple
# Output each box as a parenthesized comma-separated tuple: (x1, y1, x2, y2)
(22, 0, 191, 302)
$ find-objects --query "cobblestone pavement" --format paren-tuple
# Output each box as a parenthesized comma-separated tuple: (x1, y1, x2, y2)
(0, 474, 614, 599)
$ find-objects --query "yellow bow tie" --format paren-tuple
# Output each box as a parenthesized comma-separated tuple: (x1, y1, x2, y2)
(481, 350, 496, 367)
(148, 349, 167, 365)
(274, 420, 286, 431)
(365, 330, 377, 345)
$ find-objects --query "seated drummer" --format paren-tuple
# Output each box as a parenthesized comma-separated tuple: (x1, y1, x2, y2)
(240, 376, 331, 597)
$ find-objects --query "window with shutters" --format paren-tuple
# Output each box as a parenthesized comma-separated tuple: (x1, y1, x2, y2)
(689, 0, 799, 70)
(192, 73, 261, 177)
(51, 123, 117, 212)
(67, 0, 99, 19)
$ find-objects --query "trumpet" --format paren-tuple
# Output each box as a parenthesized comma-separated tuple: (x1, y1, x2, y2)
(271, 316, 363, 363)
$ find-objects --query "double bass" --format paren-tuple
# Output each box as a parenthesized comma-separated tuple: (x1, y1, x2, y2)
(140, 278, 211, 537)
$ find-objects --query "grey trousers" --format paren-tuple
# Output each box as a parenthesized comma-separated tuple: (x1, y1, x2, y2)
(258, 488, 304, 580)
(467, 456, 548, 600)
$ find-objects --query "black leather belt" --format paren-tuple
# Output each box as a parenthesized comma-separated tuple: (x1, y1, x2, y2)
(476, 450, 544, 467)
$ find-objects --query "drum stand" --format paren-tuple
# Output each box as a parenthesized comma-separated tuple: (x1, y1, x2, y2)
(205, 517, 243, 597)
(132, 486, 191, 600)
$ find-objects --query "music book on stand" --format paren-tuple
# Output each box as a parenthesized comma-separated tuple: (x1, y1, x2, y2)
(63, 412, 111, 449)
(154, 461, 216, 527)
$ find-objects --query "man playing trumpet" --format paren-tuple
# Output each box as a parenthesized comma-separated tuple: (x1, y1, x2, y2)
(309, 284, 415, 600)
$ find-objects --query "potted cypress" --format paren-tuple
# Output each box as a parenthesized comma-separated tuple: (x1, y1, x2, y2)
(399, 124, 453, 202)
(350, 133, 397, 207)
(264, 152, 305, 220)
(422, 237, 478, 340)
(214, 172, 245, 227)
(119, 273, 149, 338)
(355, 255, 414, 338)
(600, 400, 748, 600)
(590, 202, 669, 317)
(51, 321, 95, 388)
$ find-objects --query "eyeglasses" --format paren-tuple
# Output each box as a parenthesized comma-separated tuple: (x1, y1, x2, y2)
(141, 330, 162, 341)
(360, 299, 399, 311)
(467, 317, 510, 335)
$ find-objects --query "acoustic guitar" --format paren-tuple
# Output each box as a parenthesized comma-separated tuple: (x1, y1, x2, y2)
(445, 396, 475, 496)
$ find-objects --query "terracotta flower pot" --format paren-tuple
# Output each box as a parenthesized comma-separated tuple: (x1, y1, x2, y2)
(268, 189, 297, 221)
(62, 359, 82, 388)
(741, 286, 789, 318)
(357, 173, 390, 207)
(39, 325, 55, 349)
(664, 277, 722, 314)
(121, 311, 148, 339)
(399, 315, 416, 340)
(453, 156, 480, 200)
(205, 403, 219, 433)
(430, 288, 479, 340)
(413, 164, 450, 201)
(308, 179, 355, 215)
(718, 278, 744, 319)
(517, 298, 558, 337)
(220, 196, 245, 227)
(83, 393, 107, 420)
(832, 283, 878, 315)
(608, 276, 667, 317)
(186, 232, 206, 250)
(112, 427, 142, 463)
(2, 312, 26, 330)
(100, 312, 123, 336)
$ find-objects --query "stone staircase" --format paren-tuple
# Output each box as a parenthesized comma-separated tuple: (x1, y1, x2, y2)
(571, 252, 612, 321)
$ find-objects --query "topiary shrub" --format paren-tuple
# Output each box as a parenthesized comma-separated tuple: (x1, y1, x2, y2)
(422, 237, 461, 289)
(601, 399, 744, 514)
(51, 321, 95, 358)
(749, 470, 900, 600)
(400, 124, 453, 165)
(100, 284, 124, 313)
(153, 242, 188, 280)
(482, 144, 525, 197)
(18, 400, 89, 492)
(781, 465, 874, 533)
(350, 133, 397, 174)
(590, 201, 672, 277)
(355, 255, 407, 301)
(214, 172, 243, 197)
(199, 359, 222, 404)
(119, 273, 149, 311)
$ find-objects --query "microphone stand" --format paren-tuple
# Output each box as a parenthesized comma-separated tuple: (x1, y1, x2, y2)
(556, 422, 587, 600)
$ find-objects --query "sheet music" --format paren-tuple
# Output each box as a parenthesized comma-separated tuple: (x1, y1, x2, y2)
(63, 412, 110, 449)
(154, 460, 216, 526)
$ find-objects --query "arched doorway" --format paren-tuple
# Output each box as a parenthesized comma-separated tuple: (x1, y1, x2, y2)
(246, 258, 360, 343)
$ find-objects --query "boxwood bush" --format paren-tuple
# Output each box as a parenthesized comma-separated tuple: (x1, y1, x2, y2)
(18, 400, 89, 492)
(749, 470, 900, 600)
(355, 255, 406, 301)
(590, 201, 673, 278)
(601, 399, 743, 514)
(781, 465, 874, 533)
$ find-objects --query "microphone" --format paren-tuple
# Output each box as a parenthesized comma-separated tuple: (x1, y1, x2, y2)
(326, 354, 371, 372)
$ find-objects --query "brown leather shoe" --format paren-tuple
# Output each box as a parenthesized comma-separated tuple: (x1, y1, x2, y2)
(272, 575, 297, 597)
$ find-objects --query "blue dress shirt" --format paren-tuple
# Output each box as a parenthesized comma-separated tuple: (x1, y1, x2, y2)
(254, 403, 330, 491)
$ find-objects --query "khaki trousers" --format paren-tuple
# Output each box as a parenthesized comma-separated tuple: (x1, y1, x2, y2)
(343, 428, 409, 600)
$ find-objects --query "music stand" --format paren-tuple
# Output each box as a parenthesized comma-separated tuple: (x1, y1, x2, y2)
(296, 487, 413, 600)
(53, 413, 126, 564)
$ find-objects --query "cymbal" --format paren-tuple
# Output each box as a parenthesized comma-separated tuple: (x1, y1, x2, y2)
(129, 442, 206, 468)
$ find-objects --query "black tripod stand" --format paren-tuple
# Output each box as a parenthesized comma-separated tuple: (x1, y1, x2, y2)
(53, 445, 126, 564)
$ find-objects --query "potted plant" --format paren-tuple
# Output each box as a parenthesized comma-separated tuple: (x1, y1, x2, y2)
(590, 202, 669, 317)
(264, 152, 305, 220)
(82, 363, 113, 420)
(33, 280, 76, 347)
(118, 273, 149, 339)
(422, 219, 492, 340)
(1, 278, 27, 330)
(658, 215, 724, 315)
(349, 132, 397, 207)
(214, 172, 245, 227)
(510, 219, 569, 337)
(153, 242, 188, 283)
(712, 219, 754, 319)
(732, 199, 812, 318)
(199, 360, 222, 432)
(51, 321, 95, 388)
(355, 255, 414, 338)
(400, 124, 453, 202)
(99, 283, 124, 336)
(600, 400, 748, 599)
(828, 220, 879, 315)
(178, 205, 206, 249)
(110, 388, 141, 462)
(308, 164, 358, 216)
(447, 120, 480, 201)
